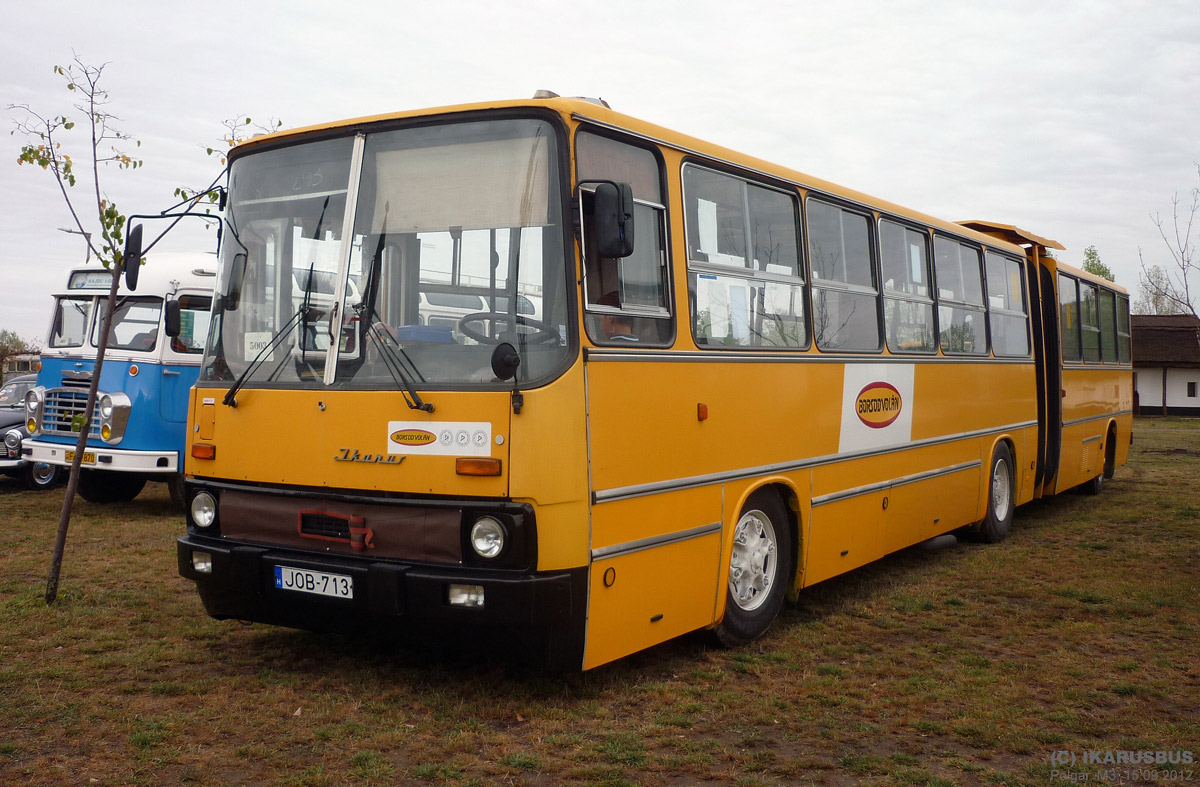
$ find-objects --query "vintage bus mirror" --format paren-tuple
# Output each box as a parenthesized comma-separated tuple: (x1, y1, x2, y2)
(491, 342, 521, 381)
(164, 300, 182, 338)
(594, 181, 635, 258)
(123, 224, 143, 291)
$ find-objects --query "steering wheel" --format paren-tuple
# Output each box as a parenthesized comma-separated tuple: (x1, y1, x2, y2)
(458, 312, 559, 345)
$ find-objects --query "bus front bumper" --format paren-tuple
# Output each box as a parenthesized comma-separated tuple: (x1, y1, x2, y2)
(24, 440, 178, 473)
(177, 535, 587, 668)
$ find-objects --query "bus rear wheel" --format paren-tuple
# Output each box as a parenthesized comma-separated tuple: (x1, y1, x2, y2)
(77, 469, 147, 503)
(712, 489, 791, 647)
(976, 443, 1014, 543)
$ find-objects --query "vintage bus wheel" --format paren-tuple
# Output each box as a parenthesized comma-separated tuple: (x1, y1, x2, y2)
(977, 443, 1015, 543)
(713, 490, 791, 647)
(77, 469, 147, 503)
(23, 462, 62, 491)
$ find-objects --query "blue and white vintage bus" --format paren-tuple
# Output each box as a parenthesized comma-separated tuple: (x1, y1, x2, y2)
(23, 253, 216, 503)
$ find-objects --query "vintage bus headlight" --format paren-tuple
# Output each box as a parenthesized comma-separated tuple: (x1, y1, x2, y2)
(24, 388, 43, 434)
(469, 516, 507, 559)
(190, 491, 218, 528)
(97, 392, 131, 444)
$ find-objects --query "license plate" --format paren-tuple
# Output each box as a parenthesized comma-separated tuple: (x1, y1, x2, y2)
(65, 450, 96, 465)
(274, 565, 353, 599)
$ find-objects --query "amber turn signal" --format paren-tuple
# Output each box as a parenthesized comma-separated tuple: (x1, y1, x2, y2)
(191, 443, 216, 460)
(456, 457, 501, 476)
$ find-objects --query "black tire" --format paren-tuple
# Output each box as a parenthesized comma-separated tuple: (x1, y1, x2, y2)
(712, 489, 791, 647)
(977, 443, 1015, 543)
(1102, 428, 1117, 480)
(167, 474, 186, 509)
(77, 469, 147, 503)
(1083, 471, 1104, 496)
(23, 462, 62, 491)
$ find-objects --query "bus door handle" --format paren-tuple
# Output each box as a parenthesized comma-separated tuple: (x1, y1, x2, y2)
(162, 369, 181, 376)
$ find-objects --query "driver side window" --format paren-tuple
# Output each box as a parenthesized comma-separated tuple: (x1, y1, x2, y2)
(577, 132, 672, 346)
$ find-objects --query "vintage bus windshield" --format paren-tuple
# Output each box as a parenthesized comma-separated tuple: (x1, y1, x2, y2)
(204, 117, 570, 389)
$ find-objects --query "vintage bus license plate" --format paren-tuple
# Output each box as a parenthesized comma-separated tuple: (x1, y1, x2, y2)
(64, 450, 96, 465)
(274, 565, 353, 599)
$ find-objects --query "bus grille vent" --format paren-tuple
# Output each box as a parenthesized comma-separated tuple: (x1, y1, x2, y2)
(41, 389, 102, 438)
(299, 513, 351, 540)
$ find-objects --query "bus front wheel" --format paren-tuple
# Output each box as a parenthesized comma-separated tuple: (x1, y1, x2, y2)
(977, 443, 1015, 543)
(712, 489, 791, 647)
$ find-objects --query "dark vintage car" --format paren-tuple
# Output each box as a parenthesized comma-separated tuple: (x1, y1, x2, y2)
(1, 374, 63, 490)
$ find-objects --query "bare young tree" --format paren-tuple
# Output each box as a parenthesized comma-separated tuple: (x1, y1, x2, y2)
(9, 56, 143, 604)
(1137, 164, 1198, 316)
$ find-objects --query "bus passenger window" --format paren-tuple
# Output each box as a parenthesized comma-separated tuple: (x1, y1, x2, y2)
(1116, 294, 1131, 363)
(1080, 283, 1101, 362)
(684, 165, 805, 349)
(808, 198, 878, 352)
(1098, 289, 1118, 363)
(880, 219, 935, 353)
(985, 252, 1029, 357)
(578, 132, 672, 346)
(934, 237, 986, 355)
(1059, 274, 1082, 362)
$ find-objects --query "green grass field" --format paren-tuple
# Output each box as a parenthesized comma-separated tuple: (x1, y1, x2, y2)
(2, 418, 1196, 786)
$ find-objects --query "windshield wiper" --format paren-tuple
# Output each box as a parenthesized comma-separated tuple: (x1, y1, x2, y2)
(222, 263, 319, 407)
(361, 311, 434, 412)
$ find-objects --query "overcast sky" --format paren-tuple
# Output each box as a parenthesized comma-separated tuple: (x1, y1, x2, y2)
(2, 0, 1198, 341)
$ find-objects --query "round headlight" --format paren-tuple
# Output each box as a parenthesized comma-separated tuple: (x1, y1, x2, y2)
(26, 418, 37, 433)
(3, 430, 20, 451)
(100, 424, 112, 441)
(190, 491, 217, 528)
(470, 516, 506, 559)
(99, 395, 114, 419)
(25, 390, 39, 412)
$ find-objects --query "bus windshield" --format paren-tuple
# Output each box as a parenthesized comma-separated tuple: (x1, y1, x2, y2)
(49, 297, 94, 349)
(204, 117, 570, 389)
(95, 297, 163, 352)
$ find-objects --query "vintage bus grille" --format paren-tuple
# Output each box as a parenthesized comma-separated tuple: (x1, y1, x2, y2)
(41, 388, 102, 438)
(299, 512, 351, 540)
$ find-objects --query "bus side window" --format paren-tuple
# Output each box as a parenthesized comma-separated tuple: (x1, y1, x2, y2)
(1059, 274, 1082, 362)
(933, 236, 987, 355)
(808, 198, 878, 352)
(170, 295, 213, 354)
(880, 219, 935, 353)
(577, 132, 672, 346)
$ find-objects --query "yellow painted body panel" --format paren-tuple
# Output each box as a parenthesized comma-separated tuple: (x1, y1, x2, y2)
(1056, 366, 1134, 493)
(185, 387, 511, 498)
(584, 531, 723, 670)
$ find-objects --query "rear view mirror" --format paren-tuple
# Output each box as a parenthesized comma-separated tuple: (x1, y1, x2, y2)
(164, 300, 182, 338)
(594, 182, 635, 258)
(123, 224, 143, 291)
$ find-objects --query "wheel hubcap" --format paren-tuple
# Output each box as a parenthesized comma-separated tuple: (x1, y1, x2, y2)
(991, 458, 1011, 520)
(32, 463, 56, 486)
(729, 509, 777, 612)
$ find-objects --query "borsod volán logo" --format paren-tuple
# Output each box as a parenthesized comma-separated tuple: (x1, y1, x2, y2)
(855, 382, 902, 429)
(389, 428, 437, 447)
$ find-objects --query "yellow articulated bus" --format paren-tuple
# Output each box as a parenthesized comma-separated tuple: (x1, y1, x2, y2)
(175, 94, 1132, 669)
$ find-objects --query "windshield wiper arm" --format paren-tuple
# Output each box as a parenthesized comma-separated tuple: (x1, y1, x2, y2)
(362, 310, 434, 412)
(223, 263, 319, 407)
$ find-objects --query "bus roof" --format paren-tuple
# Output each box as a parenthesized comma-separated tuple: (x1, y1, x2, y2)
(55, 252, 218, 298)
(232, 95, 1047, 258)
